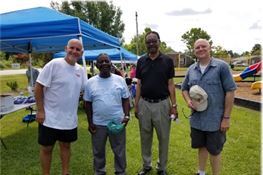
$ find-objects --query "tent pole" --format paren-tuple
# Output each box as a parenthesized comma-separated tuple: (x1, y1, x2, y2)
(118, 48, 124, 71)
(28, 42, 34, 95)
(78, 36, 87, 77)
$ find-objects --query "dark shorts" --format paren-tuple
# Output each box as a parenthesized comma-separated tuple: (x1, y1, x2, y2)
(38, 124, 77, 146)
(190, 127, 226, 155)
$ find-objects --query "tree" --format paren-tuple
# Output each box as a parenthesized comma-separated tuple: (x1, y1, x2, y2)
(124, 28, 174, 56)
(227, 50, 240, 58)
(50, 1, 125, 39)
(250, 44, 261, 56)
(181, 28, 212, 58)
(212, 46, 230, 63)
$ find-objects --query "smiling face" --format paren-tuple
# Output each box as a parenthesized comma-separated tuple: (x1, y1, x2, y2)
(145, 32, 160, 55)
(65, 39, 83, 65)
(193, 39, 211, 61)
(96, 53, 112, 78)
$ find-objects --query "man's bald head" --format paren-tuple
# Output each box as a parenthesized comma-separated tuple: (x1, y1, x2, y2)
(193, 39, 211, 62)
(67, 39, 83, 50)
(194, 39, 210, 49)
(65, 39, 83, 65)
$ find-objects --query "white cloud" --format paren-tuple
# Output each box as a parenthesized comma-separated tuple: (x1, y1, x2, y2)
(166, 8, 212, 16)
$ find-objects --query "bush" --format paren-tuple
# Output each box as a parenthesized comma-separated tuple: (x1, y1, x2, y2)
(6, 81, 18, 91)
(0, 59, 13, 70)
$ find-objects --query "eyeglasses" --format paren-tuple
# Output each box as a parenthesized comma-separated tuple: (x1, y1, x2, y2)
(145, 39, 158, 44)
(97, 60, 110, 64)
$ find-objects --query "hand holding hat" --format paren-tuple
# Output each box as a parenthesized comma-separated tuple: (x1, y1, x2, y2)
(107, 120, 125, 135)
(189, 85, 208, 112)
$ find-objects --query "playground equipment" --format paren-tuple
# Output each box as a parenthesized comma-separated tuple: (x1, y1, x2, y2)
(251, 81, 262, 92)
(233, 62, 261, 82)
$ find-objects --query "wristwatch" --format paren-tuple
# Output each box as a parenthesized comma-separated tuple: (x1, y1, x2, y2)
(172, 104, 177, 108)
(124, 115, 130, 120)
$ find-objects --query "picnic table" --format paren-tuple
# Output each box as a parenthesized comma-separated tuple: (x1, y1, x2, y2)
(0, 102, 36, 149)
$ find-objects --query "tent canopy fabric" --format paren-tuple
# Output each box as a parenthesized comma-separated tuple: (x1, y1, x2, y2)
(0, 7, 120, 53)
(53, 47, 138, 62)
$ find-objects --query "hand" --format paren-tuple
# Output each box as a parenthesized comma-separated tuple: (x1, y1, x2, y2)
(88, 123, 96, 134)
(187, 100, 196, 110)
(36, 111, 45, 124)
(220, 118, 230, 132)
(170, 106, 178, 118)
(122, 118, 129, 126)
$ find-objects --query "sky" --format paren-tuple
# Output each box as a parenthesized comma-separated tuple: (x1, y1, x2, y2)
(0, 0, 262, 54)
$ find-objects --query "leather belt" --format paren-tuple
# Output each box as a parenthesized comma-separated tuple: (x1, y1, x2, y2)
(142, 96, 168, 103)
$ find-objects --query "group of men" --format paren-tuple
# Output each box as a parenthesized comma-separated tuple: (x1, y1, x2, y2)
(34, 31, 236, 175)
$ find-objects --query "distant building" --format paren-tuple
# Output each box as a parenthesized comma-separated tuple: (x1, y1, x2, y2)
(166, 51, 194, 67)
(232, 55, 261, 66)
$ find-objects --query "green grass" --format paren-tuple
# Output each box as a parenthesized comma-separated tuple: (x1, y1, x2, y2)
(0, 74, 28, 95)
(0, 75, 260, 175)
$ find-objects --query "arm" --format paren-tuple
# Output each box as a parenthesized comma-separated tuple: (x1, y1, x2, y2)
(220, 90, 235, 132)
(168, 78, 178, 117)
(122, 98, 130, 125)
(84, 101, 96, 134)
(35, 82, 45, 124)
(134, 79, 141, 119)
(182, 90, 195, 109)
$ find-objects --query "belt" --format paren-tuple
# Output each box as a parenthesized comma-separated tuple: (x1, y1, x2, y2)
(142, 96, 168, 103)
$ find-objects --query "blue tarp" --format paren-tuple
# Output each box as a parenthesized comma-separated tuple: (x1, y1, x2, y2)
(0, 7, 120, 53)
(53, 47, 138, 62)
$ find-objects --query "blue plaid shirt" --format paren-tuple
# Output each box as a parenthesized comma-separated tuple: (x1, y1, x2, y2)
(181, 58, 236, 131)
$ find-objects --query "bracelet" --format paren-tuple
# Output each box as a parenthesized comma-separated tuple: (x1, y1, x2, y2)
(172, 104, 177, 108)
(124, 115, 130, 120)
(223, 116, 230, 119)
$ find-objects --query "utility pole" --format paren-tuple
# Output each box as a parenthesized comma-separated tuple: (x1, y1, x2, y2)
(135, 11, 139, 55)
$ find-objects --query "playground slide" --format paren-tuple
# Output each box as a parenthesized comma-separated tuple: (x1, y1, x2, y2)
(233, 62, 261, 82)
(251, 81, 262, 90)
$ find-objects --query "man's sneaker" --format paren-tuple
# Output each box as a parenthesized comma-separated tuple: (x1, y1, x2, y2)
(137, 167, 152, 175)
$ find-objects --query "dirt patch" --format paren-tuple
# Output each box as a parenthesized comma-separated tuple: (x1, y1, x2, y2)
(235, 82, 261, 102)
(176, 70, 261, 103)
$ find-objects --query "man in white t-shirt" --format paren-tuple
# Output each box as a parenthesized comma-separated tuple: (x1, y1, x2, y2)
(35, 39, 86, 175)
(83, 53, 130, 175)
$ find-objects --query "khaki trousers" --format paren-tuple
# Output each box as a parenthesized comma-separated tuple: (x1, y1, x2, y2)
(138, 98, 171, 171)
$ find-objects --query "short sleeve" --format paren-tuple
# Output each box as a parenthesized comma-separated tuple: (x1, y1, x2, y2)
(83, 80, 92, 102)
(220, 63, 237, 92)
(121, 78, 130, 99)
(181, 69, 190, 91)
(136, 59, 142, 79)
(168, 58, 175, 79)
(36, 61, 53, 87)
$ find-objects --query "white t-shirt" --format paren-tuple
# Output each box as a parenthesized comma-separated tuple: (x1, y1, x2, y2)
(37, 58, 86, 129)
(199, 64, 208, 74)
(83, 74, 130, 126)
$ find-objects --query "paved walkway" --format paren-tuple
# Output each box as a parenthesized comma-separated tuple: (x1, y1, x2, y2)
(0, 69, 42, 76)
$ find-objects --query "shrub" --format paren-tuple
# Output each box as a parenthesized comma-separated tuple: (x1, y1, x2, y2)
(6, 81, 18, 91)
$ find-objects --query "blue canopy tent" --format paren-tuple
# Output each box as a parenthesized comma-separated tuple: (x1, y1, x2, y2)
(54, 47, 138, 76)
(0, 7, 120, 53)
(0, 7, 121, 84)
(53, 47, 138, 62)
